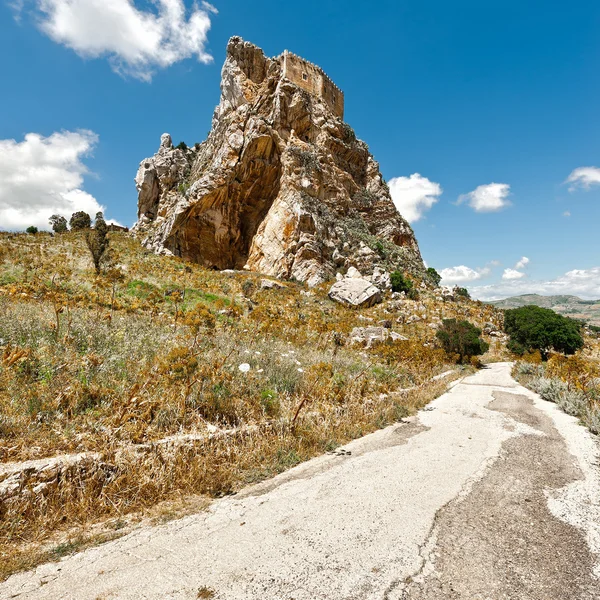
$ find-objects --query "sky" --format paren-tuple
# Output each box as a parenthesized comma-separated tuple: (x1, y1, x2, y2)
(1, 0, 600, 301)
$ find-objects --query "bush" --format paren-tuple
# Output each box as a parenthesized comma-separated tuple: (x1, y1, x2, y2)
(436, 319, 489, 363)
(70, 211, 91, 230)
(49, 214, 68, 233)
(85, 212, 109, 274)
(176, 141, 188, 151)
(390, 271, 413, 294)
(454, 286, 471, 299)
(25, 226, 38, 234)
(504, 305, 584, 359)
(426, 267, 441, 287)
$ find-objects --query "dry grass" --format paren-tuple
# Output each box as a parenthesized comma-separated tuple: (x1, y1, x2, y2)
(514, 346, 600, 435)
(0, 231, 498, 579)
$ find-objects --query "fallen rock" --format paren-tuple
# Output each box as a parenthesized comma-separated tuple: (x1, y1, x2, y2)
(328, 279, 382, 307)
(260, 278, 285, 290)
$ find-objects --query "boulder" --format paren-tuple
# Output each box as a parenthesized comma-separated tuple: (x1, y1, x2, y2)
(328, 279, 382, 307)
(260, 278, 285, 290)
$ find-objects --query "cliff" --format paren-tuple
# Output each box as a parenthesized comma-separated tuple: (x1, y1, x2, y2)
(133, 37, 424, 286)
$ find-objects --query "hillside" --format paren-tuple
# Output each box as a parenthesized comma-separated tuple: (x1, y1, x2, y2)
(0, 230, 506, 579)
(490, 294, 600, 326)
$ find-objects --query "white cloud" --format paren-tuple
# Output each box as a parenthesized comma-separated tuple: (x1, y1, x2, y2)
(440, 265, 491, 285)
(502, 268, 526, 280)
(566, 166, 600, 191)
(563, 210, 571, 217)
(471, 267, 600, 301)
(514, 256, 529, 270)
(15, 0, 217, 81)
(388, 173, 442, 223)
(0, 130, 108, 231)
(458, 182, 511, 213)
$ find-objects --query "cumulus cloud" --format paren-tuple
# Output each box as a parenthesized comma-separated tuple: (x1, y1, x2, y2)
(440, 265, 491, 285)
(514, 256, 529, 270)
(0, 130, 108, 231)
(471, 267, 600, 301)
(388, 173, 442, 223)
(566, 166, 600, 191)
(502, 268, 526, 280)
(563, 210, 571, 217)
(458, 182, 511, 213)
(15, 0, 217, 81)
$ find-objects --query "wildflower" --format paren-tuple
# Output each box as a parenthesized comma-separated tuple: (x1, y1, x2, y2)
(297, 368, 304, 373)
(238, 363, 251, 373)
(257, 368, 264, 373)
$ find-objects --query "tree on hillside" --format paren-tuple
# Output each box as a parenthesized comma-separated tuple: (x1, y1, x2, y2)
(70, 211, 91, 230)
(454, 286, 471, 299)
(390, 271, 413, 294)
(26, 226, 38, 234)
(85, 212, 109, 274)
(504, 305, 584, 359)
(426, 267, 442, 287)
(436, 319, 489, 363)
(49, 214, 68, 233)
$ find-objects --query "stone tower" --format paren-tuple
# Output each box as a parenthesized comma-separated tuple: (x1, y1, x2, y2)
(280, 50, 344, 119)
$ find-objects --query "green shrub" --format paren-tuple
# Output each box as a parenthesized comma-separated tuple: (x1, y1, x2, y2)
(426, 267, 441, 287)
(454, 286, 471, 299)
(176, 141, 188, 151)
(436, 319, 489, 363)
(49, 215, 68, 233)
(85, 212, 109, 274)
(70, 211, 91, 230)
(504, 305, 584, 359)
(25, 226, 38, 234)
(390, 271, 413, 294)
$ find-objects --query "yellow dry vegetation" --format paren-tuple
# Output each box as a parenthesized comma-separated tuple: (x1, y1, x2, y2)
(0, 230, 504, 579)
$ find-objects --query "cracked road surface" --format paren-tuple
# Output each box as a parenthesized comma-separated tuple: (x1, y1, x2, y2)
(2, 363, 600, 599)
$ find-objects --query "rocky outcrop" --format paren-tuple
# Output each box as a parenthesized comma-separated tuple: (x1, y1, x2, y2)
(328, 278, 382, 307)
(133, 37, 425, 286)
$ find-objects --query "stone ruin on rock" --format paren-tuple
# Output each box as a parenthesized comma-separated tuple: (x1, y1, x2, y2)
(133, 37, 425, 286)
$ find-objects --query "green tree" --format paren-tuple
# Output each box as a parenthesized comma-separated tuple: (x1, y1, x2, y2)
(390, 271, 413, 294)
(85, 212, 109, 274)
(426, 267, 442, 287)
(436, 319, 489, 363)
(504, 305, 584, 359)
(454, 286, 471, 299)
(69, 211, 91, 230)
(176, 141, 188, 151)
(25, 226, 38, 234)
(49, 214, 68, 233)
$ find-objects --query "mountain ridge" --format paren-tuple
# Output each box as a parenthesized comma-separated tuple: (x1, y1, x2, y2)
(490, 294, 600, 325)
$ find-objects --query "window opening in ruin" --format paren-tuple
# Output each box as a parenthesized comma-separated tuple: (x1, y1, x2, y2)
(302, 73, 308, 81)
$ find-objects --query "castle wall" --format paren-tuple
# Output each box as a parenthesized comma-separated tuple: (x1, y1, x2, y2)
(281, 52, 344, 119)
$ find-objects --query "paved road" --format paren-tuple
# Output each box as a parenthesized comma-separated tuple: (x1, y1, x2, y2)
(3, 363, 600, 599)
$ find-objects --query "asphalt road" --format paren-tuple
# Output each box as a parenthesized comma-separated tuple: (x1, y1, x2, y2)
(3, 363, 600, 599)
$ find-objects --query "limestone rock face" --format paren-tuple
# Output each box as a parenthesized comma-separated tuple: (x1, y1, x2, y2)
(133, 37, 425, 286)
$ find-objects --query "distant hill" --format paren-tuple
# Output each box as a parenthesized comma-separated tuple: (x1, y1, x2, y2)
(490, 294, 600, 326)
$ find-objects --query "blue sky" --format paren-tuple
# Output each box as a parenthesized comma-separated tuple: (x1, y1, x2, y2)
(1, 0, 600, 300)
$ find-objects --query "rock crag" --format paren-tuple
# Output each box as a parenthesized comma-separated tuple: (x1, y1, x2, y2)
(133, 37, 424, 286)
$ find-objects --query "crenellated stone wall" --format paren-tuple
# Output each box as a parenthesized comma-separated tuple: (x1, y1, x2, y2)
(280, 51, 344, 119)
